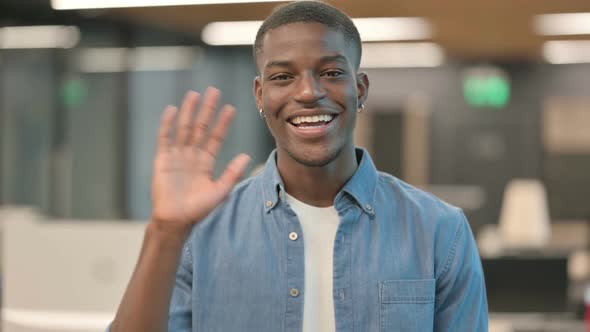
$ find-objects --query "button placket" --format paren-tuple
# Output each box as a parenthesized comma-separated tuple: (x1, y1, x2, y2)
(283, 207, 304, 331)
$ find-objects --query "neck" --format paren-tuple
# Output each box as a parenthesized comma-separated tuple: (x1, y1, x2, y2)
(277, 146, 358, 207)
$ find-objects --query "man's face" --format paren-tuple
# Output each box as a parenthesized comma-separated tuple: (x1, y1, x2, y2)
(254, 22, 368, 167)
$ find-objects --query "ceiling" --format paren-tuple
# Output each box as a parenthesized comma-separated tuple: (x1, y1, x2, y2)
(106, 0, 590, 61)
(2, 0, 590, 60)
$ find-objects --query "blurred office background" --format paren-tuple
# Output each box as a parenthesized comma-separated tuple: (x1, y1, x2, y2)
(0, 0, 589, 331)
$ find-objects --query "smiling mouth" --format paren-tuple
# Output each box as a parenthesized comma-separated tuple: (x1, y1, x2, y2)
(288, 114, 337, 128)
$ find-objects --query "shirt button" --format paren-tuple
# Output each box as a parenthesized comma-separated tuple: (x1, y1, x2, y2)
(290, 288, 300, 297)
(266, 201, 273, 207)
(365, 204, 373, 211)
(289, 232, 298, 241)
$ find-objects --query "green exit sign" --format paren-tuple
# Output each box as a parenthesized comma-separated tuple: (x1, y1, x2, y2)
(462, 67, 510, 109)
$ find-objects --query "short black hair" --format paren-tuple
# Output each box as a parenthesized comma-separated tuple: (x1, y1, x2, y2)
(253, 1, 362, 70)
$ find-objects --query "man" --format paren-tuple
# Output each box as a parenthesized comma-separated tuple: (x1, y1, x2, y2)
(109, 1, 488, 331)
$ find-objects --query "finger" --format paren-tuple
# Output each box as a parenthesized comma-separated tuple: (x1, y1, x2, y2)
(217, 153, 251, 190)
(175, 91, 200, 145)
(204, 104, 236, 158)
(157, 105, 178, 152)
(191, 87, 221, 146)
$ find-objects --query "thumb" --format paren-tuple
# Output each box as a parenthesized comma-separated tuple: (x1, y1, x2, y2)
(216, 153, 251, 193)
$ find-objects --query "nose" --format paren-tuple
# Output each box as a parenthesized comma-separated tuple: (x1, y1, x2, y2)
(294, 72, 327, 106)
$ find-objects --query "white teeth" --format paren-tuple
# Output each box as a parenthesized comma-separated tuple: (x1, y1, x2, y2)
(291, 114, 334, 125)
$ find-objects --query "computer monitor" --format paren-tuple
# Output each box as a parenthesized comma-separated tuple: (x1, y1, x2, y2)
(482, 256, 568, 313)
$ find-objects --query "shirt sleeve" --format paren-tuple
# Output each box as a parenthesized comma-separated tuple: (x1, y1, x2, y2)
(434, 210, 489, 332)
(168, 240, 194, 331)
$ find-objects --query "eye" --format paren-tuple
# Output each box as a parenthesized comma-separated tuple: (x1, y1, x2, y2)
(321, 70, 345, 78)
(269, 73, 293, 81)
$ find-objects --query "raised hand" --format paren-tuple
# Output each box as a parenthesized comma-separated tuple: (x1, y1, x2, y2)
(151, 87, 250, 235)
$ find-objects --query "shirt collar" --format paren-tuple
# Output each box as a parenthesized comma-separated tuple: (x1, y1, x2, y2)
(339, 148, 378, 216)
(260, 150, 284, 213)
(260, 148, 378, 216)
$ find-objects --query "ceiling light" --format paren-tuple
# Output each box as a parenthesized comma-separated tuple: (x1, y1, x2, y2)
(202, 21, 262, 46)
(543, 40, 590, 64)
(52, 0, 288, 10)
(130, 46, 200, 71)
(201, 17, 432, 46)
(354, 18, 432, 41)
(77, 46, 201, 72)
(77, 48, 129, 73)
(360, 42, 444, 68)
(0, 26, 79, 49)
(533, 13, 590, 36)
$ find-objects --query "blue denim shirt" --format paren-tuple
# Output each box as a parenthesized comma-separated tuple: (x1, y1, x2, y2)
(118, 148, 488, 331)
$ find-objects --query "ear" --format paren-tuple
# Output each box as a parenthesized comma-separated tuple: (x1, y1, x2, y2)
(253, 76, 263, 110)
(356, 71, 370, 107)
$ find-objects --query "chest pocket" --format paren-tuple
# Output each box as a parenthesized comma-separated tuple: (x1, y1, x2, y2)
(379, 279, 435, 332)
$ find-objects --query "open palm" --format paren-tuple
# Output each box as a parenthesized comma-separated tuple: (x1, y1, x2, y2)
(151, 88, 250, 231)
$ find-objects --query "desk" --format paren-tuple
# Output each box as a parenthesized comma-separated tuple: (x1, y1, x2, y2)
(490, 313, 586, 332)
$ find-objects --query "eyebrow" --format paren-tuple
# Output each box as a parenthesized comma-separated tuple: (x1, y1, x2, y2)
(264, 54, 349, 71)
(265, 60, 292, 71)
(319, 54, 348, 65)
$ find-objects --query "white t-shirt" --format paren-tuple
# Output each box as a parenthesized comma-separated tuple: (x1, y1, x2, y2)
(285, 192, 340, 332)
